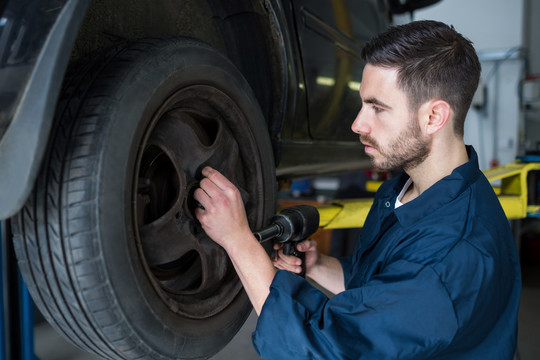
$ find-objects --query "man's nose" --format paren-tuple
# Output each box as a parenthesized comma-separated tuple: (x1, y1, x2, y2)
(351, 107, 370, 135)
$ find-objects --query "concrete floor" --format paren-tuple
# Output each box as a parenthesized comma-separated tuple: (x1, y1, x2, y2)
(517, 263, 540, 360)
(33, 262, 540, 360)
(34, 310, 262, 360)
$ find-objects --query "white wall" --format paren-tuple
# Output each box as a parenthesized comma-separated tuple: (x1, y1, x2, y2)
(412, 0, 525, 169)
(415, 0, 523, 51)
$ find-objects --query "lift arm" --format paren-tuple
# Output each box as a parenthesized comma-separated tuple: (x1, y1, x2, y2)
(317, 159, 540, 229)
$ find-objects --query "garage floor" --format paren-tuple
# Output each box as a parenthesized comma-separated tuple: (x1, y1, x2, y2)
(34, 262, 540, 360)
(34, 309, 262, 360)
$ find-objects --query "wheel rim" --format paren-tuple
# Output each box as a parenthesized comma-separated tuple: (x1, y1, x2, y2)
(134, 85, 262, 319)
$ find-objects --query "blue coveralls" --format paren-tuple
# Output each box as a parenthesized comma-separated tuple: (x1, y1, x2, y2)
(253, 146, 521, 359)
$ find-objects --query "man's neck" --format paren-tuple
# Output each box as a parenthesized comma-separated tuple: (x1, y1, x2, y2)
(401, 142, 469, 204)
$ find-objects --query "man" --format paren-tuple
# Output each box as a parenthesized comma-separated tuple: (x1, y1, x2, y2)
(194, 20, 521, 359)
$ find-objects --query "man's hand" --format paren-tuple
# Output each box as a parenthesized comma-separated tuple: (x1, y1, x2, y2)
(274, 239, 346, 295)
(272, 239, 320, 276)
(193, 166, 252, 252)
(193, 166, 276, 315)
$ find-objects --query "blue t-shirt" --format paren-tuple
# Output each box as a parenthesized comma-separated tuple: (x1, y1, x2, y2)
(253, 146, 521, 359)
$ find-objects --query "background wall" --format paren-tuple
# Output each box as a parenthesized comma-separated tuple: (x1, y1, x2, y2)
(404, 0, 530, 169)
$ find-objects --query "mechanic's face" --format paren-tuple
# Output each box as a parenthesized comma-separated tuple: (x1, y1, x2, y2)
(352, 64, 430, 172)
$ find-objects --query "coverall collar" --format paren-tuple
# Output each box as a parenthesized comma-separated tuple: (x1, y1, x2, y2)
(392, 145, 480, 227)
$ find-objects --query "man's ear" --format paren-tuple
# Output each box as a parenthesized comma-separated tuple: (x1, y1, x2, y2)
(422, 99, 451, 135)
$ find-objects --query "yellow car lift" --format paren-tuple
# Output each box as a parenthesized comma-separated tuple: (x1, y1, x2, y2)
(317, 158, 540, 229)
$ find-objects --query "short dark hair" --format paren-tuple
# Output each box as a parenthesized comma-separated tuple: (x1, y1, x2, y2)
(361, 20, 481, 137)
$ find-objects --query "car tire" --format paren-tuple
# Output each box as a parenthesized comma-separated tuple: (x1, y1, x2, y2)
(12, 37, 275, 359)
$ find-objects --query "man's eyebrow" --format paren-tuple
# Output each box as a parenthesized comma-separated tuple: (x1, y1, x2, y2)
(362, 97, 392, 110)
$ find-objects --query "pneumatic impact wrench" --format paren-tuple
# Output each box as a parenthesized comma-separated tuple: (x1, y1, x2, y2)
(253, 205, 320, 277)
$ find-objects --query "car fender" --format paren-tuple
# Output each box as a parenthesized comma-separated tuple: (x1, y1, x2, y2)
(0, 0, 91, 219)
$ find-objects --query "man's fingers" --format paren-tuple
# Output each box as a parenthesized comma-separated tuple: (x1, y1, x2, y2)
(272, 256, 302, 273)
(198, 167, 242, 207)
(193, 186, 211, 209)
(274, 248, 301, 266)
(201, 166, 235, 191)
(198, 177, 220, 198)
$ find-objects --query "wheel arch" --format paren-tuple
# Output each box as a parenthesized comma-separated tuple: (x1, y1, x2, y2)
(73, 0, 291, 163)
(0, 0, 92, 219)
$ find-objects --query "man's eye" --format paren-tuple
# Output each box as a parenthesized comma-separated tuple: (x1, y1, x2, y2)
(372, 105, 383, 113)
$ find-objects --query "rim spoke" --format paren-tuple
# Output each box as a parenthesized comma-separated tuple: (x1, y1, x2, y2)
(149, 111, 219, 179)
(190, 110, 251, 205)
(203, 120, 240, 177)
(196, 235, 231, 289)
(139, 215, 197, 268)
(154, 110, 243, 178)
(137, 140, 186, 224)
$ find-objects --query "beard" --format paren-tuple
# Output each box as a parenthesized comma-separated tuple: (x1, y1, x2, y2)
(361, 116, 430, 172)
